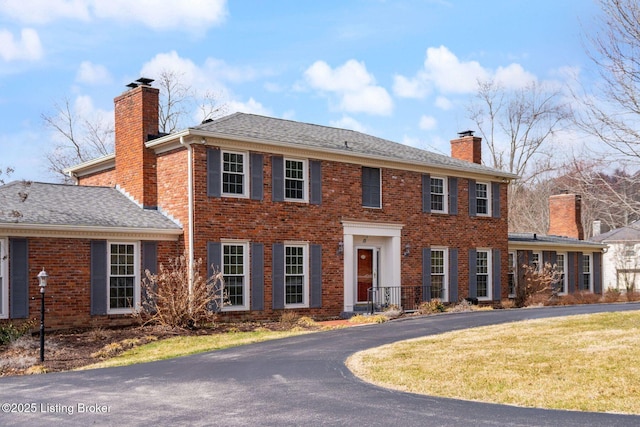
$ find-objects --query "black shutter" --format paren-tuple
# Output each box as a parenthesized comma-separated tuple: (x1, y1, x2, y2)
(272, 156, 284, 202)
(251, 243, 264, 310)
(448, 177, 458, 215)
(207, 148, 221, 197)
(90, 240, 107, 316)
(449, 249, 458, 302)
(422, 248, 431, 301)
(493, 249, 501, 301)
(250, 153, 264, 201)
(422, 174, 431, 213)
(310, 160, 322, 205)
(141, 241, 158, 312)
(272, 243, 284, 309)
(593, 252, 602, 294)
(310, 244, 322, 308)
(577, 252, 584, 291)
(207, 242, 223, 311)
(492, 182, 500, 218)
(468, 179, 477, 217)
(468, 249, 477, 298)
(9, 238, 28, 319)
(567, 252, 576, 293)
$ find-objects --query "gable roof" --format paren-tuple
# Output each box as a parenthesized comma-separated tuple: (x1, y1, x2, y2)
(589, 220, 640, 243)
(144, 112, 518, 180)
(0, 181, 182, 239)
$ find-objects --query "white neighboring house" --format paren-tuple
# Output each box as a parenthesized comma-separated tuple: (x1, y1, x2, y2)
(590, 220, 640, 293)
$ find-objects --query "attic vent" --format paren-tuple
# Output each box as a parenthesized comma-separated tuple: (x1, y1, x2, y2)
(201, 118, 214, 124)
(457, 130, 475, 137)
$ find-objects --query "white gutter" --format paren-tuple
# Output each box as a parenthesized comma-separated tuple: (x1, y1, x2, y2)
(180, 136, 195, 296)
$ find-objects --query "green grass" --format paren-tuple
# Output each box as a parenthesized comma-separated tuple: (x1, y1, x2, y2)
(346, 311, 640, 414)
(80, 329, 311, 370)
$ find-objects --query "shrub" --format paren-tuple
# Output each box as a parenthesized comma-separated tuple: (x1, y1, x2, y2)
(138, 255, 225, 329)
(516, 262, 562, 307)
(0, 320, 34, 346)
(417, 299, 446, 315)
(279, 311, 299, 327)
(603, 288, 621, 303)
(626, 290, 640, 302)
(500, 299, 515, 309)
(448, 299, 474, 313)
(572, 291, 601, 305)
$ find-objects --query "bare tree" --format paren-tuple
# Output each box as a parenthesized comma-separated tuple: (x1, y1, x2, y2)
(0, 167, 14, 185)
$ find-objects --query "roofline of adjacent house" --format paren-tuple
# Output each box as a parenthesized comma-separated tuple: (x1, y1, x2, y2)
(0, 223, 183, 241)
(63, 153, 116, 178)
(508, 241, 607, 251)
(145, 129, 520, 181)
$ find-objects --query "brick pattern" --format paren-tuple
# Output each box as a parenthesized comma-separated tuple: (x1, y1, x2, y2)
(450, 136, 482, 164)
(548, 193, 584, 239)
(77, 168, 116, 187)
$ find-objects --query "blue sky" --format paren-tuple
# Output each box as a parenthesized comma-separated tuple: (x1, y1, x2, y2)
(0, 0, 601, 182)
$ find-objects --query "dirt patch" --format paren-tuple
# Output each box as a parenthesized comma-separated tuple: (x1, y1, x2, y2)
(0, 320, 350, 377)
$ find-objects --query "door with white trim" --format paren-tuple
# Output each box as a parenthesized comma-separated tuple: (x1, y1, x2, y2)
(356, 247, 379, 303)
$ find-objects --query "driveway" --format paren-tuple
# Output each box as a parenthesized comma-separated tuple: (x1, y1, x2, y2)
(1, 304, 639, 426)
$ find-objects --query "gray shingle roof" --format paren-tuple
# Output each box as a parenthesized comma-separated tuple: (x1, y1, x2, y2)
(509, 232, 605, 248)
(193, 113, 517, 178)
(589, 220, 640, 243)
(0, 181, 181, 231)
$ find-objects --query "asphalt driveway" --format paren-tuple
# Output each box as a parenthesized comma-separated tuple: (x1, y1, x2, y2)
(1, 303, 639, 426)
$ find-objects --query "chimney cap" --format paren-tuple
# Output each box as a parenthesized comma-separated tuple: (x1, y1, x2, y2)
(126, 82, 138, 89)
(136, 77, 154, 86)
(457, 130, 475, 137)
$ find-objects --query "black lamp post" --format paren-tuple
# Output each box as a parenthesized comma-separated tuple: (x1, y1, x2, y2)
(37, 268, 48, 363)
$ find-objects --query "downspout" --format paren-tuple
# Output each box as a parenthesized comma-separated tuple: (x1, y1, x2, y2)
(180, 136, 195, 296)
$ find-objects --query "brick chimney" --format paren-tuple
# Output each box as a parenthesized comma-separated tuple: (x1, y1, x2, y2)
(114, 78, 159, 209)
(548, 193, 584, 240)
(451, 130, 482, 164)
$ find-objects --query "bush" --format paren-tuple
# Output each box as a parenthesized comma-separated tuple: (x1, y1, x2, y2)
(138, 255, 225, 329)
(516, 262, 561, 307)
(626, 290, 640, 302)
(0, 321, 34, 346)
(448, 299, 474, 313)
(603, 288, 621, 303)
(572, 291, 601, 305)
(417, 299, 446, 315)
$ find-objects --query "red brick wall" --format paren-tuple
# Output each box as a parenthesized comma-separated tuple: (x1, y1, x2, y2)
(77, 168, 116, 187)
(451, 136, 482, 164)
(548, 193, 584, 240)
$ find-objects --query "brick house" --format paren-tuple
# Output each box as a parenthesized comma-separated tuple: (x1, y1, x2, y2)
(508, 193, 605, 297)
(1, 79, 518, 329)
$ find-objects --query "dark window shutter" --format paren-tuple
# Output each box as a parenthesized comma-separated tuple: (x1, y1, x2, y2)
(250, 153, 264, 201)
(207, 148, 221, 198)
(422, 248, 431, 301)
(141, 241, 158, 312)
(468, 179, 477, 217)
(310, 160, 322, 205)
(90, 240, 107, 316)
(272, 156, 284, 202)
(422, 174, 431, 213)
(9, 238, 28, 319)
(362, 167, 381, 208)
(207, 242, 223, 311)
(272, 243, 284, 309)
(492, 182, 500, 218)
(449, 249, 458, 302)
(251, 243, 264, 311)
(517, 250, 526, 291)
(493, 249, 501, 301)
(567, 252, 576, 293)
(577, 252, 584, 291)
(448, 177, 458, 215)
(310, 244, 322, 308)
(593, 252, 602, 294)
(468, 249, 477, 298)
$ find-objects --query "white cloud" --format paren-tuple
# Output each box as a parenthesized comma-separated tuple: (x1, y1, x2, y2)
(435, 96, 453, 110)
(304, 59, 393, 116)
(419, 115, 437, 131)
(0, 0, 226, 32)
(0, 0, 90, 24)
(402, 135, 422, 148)
(494, 63, 536, 89)
(76, 61, 112, 85)
(0, 28, 43, 62)
(330, 116, 367, 133)
(227, 98, 271, 116)
(392, 73, 430, 98)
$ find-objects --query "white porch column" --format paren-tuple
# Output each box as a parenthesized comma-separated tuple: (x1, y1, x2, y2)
(343, 233, 354, 312)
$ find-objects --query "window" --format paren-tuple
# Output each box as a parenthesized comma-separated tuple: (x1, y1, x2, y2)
(430, 177, 447, 213)
(555, 253, 567, 294)
(108, 242, 139, 313)
(285, 158, 308, 201)
(431, 248, 448, 301)
(475, 182, 490, 216)
(476, 249, 492, 300)
(508, 251, 517, 297)
(624, 244, 636, 258)
(362, 167, 381, 208)
(222, 243, 249, 311)
(285, 244, 308, 307)
(222, 151, 248, 197)
(582, 254, 592, 291)
(531, 251, 542, 271)
(0, 238, 6, 319)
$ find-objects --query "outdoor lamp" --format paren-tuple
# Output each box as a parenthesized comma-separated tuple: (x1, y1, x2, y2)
(38, 268, 48, 362)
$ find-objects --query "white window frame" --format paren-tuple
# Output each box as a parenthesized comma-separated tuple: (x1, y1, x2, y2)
(284, 158, 309, 202)
(221, 150, 249, 198)
(475, 181, 491, 217)
(430, 176, 448, 214)
(476, 249, 492, 301)
(582, 253, 593, 292)
(531, 251, 542, 271)
(221, 241, 250, 311)
(0, 238, 7, 319)
(508, 251, 517, 298)
(284, 242, 309, 309)
(556, 252, 568, 295)
(430, 247, 449, 302)
(107, 241, 140, 315)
